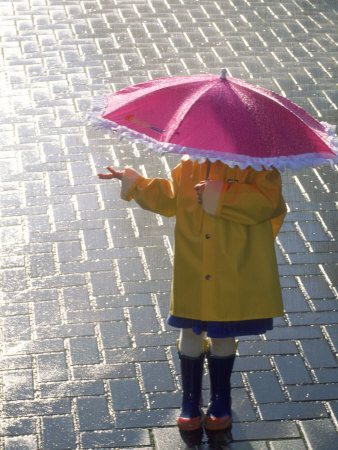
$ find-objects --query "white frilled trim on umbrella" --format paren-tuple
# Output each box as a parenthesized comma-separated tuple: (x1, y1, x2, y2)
(88, 94, 338, 172)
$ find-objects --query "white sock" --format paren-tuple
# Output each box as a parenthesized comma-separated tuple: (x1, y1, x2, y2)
(179, 328, 207, 358)
(179, 329, 236, 358)
(209, 337, 236, 357)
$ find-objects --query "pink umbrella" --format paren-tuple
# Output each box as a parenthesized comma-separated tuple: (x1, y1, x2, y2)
(89, 69, 337, 171)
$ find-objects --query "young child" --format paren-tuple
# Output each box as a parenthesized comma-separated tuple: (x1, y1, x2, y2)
(98, 156, 286, 434)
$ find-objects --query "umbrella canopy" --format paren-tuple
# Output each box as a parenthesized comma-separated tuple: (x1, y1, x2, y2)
(89, 70, 337, 171)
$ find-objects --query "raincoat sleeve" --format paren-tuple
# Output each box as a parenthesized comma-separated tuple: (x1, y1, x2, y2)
(202, 168, 286, 237)
(119, 165, 181, 217)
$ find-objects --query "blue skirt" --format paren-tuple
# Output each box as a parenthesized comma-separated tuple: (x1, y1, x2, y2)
(167, 314, 273, 338)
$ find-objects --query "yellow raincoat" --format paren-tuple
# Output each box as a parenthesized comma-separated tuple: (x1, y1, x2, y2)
(120, 157, 286, 322)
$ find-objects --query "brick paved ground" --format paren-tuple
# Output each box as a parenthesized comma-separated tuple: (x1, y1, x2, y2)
(0, 0, 337, 449)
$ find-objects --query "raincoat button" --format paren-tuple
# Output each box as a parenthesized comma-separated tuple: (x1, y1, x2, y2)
(205, 274, 211, 280)
(205, 234, 211, 239)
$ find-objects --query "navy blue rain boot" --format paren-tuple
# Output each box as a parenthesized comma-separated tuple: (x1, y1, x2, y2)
(205, 353, 235, 432)
(177, 353, 205, 431)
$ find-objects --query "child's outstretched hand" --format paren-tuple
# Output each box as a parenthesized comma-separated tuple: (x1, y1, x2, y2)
(194, 181, 206, 204)
(97, 166, 124, 180)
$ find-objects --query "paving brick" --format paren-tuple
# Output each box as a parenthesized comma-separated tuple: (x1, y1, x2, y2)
(62, 285, 91, 311)
(246, 371, 286, 403)
(29, 253, 56, 277)
(75, 193, 99, 211)
(234, 356, 272, 372)
(152, 427, 192, 450)
(140, 361, 175, 393)
(1, 268, 28, 293)
(0, 355, 32, 371)
(42, 416, 76, 450)
(3, 338, 65, 357)
(108, 218, 136, 237)
(129, 306, 160, 334)
(313, 368, 338, 383)
(299, 274, 335, 300)
(67, 308, 124, 324)
(232, 420, 300, 441)
(0, 418, 36, 437)
(273, 355, 312, 385)
(265, 325, 322, 340)
(259, 401, 327, 420)
(105, 346, 166, 364)
(297, 221, 332, 242)
(81, 429, 151, 448)
(4, 399, 71, 417)
(69, 336, 101, 365)
(52, 203, 75, 221)
(3, 369, 34, 401)
(0, 191, 21, 208)
(281, 288, 311, 312)
(144, 246, 171, 268)
(324, 325, 338, 352)
(277, 232, 309, 253)
(82, 228, 108, 250)
(287, 311, 338, 326)
(117, 258, 147, 281)
(5, 287, 58, 304)
(97, 293, 154, 309)
(26, 214, 51, 233)
(299, 339, 337, 368)
(312, 298, 338, 312)
(4, 436, 38, 450)
(299, 419, 338, 450)
(231, 388, 257, 422)
(0, 254, 25, 270)
(36, 323, 95, 340)
(238, 340, 298, 356)
(227, 442, 269, 450)
(76, 397, 112, 431)
(115, 409, 178, 429)
(99, 321, 131, 348)
(33, 300, 61, 326)
(148, 391, 182, 410)
(36, 353, 68, 382)
(72, 363, 135, 380)
(124, 279, 171, 295)
(135, 331, 180, 348)
(0, 302, 29, 317)
(57, 219, 105, 233)
(3, 315, 31, 342)
(56, 240, 82, 263)
(30, 273, 86, 289)
(328, 400, 338, 423)
(0, 226, 24, 249)
(287, 384, 338, 402)
(90, 271, 120, 296)
(110, 379, 144, 411)
(269, 440, 306, 450)
(87, 247, 139, 264)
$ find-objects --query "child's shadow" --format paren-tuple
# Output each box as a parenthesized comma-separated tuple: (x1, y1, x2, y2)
(179, 428, 232, 449)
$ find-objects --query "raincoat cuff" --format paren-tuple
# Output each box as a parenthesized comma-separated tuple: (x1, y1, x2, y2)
(202, 180, 227, 216)
(121, 168, 143, 201)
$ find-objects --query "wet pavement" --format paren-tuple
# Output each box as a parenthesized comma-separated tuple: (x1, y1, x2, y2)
(0, 0, 337, 449)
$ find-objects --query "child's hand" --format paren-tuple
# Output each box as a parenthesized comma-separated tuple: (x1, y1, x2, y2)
(97, 166, 124, 180)
(194, 181, 206, 204)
